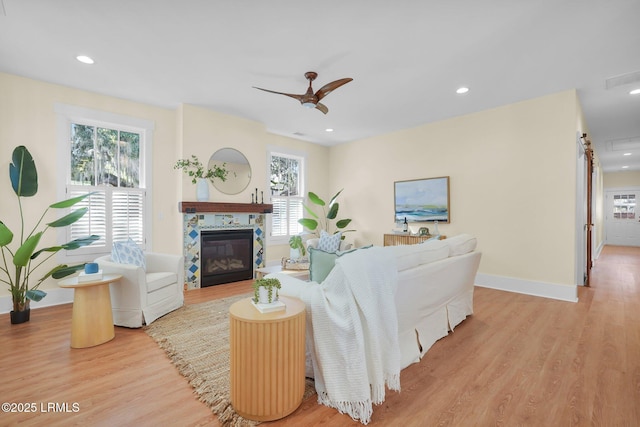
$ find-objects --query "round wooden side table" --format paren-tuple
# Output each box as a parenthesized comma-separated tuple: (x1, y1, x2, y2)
(58, 273, 122, 349)
(229, 295, 306, 421)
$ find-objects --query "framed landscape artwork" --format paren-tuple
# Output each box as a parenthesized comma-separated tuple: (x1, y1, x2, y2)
(394, 176, 450, 223)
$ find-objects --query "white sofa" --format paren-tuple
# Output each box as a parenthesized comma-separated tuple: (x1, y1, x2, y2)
(270, 233, 481, 369)
(95, 252, 184, 328)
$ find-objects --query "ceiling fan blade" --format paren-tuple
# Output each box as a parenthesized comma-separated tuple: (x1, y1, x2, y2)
(315, 102, 328, 114)
(253, 86, 304, 102)
(315, 78, 353, 101)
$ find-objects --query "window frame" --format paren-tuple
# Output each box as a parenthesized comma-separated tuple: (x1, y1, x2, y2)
(266, 147, 306, 246)
(54, 103, 154, 263)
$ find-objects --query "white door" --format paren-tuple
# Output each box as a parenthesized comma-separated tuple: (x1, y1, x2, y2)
(605, 189, 640, 246)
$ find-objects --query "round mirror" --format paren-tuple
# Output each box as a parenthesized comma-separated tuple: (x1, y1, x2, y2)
(208, 148, 252, 195)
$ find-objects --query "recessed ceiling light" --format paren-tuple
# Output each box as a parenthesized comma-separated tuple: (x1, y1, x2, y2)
(623, 152, 632, 156)
(622, 165, 629, 169)
(325, 128, 334, 132)
(76, 55, 94, 64)
(630, 88, 640, 95)
(456, 87, 469, 94)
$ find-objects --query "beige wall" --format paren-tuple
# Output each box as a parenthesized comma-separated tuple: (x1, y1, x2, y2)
(329, 90, 581, 289)
(0, 72, 328, 300)
(603, 170, 640, 188)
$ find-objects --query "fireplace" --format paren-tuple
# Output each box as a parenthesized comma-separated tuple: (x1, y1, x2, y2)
(200, 229, 254, 287)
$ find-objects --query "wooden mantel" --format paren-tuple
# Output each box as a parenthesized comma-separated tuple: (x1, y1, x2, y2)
(179, 202, 273, 214)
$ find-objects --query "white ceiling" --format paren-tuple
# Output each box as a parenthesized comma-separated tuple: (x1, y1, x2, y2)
(1, 0, 639, 173)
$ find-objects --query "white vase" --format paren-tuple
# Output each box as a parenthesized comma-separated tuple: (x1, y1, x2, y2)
(196, 178, 209, 202)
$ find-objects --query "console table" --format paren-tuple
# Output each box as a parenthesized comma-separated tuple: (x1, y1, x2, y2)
(383, 233, 446, 246)
(229, 296, 306, 421)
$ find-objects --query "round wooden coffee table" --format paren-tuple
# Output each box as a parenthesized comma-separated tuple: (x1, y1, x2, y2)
(58, 274, 122, 348)
(229, 296, 306, 421)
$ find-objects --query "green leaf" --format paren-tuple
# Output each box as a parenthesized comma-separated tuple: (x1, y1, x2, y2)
(9, 145, 38, 197)
(61, 235, 100, 250)
(47, 207, 88, 227)
(0, 221, 13, 247)
(328, 189, 344, 207)
(51, 264, 86, 279)
(50, 192, 95, 209)
(326, 202, 339, 220)
(26, 289, 46, 302)
(14, 232, 42, 267)
(302, 204, 319, 219)
(308, 192, 325, 206)
(31, 235, 100, 259)
(336, 218, 352, 229)
(298, 218, 318, 231)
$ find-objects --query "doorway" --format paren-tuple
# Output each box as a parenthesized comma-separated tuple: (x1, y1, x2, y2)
(605, 189, 640, 246)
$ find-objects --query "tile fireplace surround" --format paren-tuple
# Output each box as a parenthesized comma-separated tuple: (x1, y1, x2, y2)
(179, 202, 273, 290)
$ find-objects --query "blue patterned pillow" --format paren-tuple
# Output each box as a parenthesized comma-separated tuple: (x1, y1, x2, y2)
(317, 230, 342, 253)
(112, 238, 146, 270)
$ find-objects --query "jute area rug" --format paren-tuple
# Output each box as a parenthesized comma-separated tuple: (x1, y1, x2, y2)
(144, 293, 316, 426)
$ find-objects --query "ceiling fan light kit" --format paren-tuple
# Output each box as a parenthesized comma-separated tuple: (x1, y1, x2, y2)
(253, 71, 352, 115)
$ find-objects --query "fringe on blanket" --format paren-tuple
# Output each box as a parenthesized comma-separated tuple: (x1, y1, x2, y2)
(318, 373, 402, 425)
(318, 392, 374, 425)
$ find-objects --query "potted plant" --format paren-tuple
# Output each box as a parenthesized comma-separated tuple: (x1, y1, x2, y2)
(173, 155, 229, 201)
(288, 234, 307, 260)
(252, 277, 281, 304)
(0, 146, 100, 324)
(298, 189, 354, 237)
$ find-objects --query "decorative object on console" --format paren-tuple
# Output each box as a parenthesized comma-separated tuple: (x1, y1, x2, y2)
(418, 227, 430, 236)
(394, 176, 450, 223)
(298, 189, 354, 238)
(1, 145, 100, 324)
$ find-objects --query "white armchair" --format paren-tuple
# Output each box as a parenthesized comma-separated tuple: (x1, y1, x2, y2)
(94, 252, 184, 328)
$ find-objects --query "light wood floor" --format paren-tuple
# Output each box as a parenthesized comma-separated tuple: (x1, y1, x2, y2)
(1, 245, 638, 426)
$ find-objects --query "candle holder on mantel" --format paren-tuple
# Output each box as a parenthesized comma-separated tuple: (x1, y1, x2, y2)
(251, 188, 264, 204)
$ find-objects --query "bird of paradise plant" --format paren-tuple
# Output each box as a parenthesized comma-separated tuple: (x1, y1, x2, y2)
(0, 146, 99, 323)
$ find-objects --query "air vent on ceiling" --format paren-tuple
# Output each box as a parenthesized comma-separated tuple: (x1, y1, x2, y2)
(605, 70, 640, 90)
(293, 132, 305, 137)
(607, 136, 640, 151)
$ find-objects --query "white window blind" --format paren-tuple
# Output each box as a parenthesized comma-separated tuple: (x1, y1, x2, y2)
(55, 103, 153, 262)
(269, 151, 304, 241)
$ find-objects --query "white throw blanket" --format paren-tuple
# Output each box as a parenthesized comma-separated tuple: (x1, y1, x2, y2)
(300, 246, 401, 424)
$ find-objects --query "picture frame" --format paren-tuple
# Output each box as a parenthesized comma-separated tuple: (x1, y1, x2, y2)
(394, 176, 450, 223)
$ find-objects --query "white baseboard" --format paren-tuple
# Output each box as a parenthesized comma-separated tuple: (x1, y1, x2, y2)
(475, 273, 578, 303)
(0, 288, 74, 314)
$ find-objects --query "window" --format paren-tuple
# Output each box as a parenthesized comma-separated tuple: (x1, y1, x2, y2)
(613, 194, 636, 220)
(55, 104, 153, 261)
(268, 151, 304, 242)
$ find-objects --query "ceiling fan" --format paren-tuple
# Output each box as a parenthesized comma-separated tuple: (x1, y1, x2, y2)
(253, 71, 353, 114)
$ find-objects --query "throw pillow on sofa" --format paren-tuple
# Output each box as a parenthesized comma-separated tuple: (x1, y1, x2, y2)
(309, 245, 372, 283)
(443, 233, 477, 256)
(112, 238, 146, 270)
(317, 230, 342, 252)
